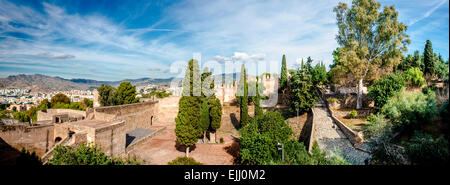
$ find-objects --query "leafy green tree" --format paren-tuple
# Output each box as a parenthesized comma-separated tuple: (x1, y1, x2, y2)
(200, 99, 210, 142)
(175, 59, 203, 157)
(402, 67, 425, 87)
(51, 93, 70, 105)
(290, 60, 317, 114)
(311, 62, 327, 85)
(368, 73, 405, 108)
(333, 0, 410, 109)
(12, 106, 17, 112)
(116, 81, 139, 105)
(13, 111, 29, 122)
(82, 98, 94, 108)
(27, 107, 38, 122)
(280, 54, 288, 90)
(435, 54, 449, 81)
(97, 84, 116, 106)
(209, 97, 222, 142)
(397, 51, 423, 71)
(38, 99, 52, 110)
(423, 40, 436, 77)
(168, 157, 202, 165)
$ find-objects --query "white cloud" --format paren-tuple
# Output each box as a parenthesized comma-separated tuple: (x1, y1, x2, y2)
(407, 0, 448, 26)
(37, 52, 75, 59)
(165, 0, 346, 69)
(0, 0, 190, 80)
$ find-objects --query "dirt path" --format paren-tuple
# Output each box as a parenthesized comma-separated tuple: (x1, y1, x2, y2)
(312, 98, 370, 165)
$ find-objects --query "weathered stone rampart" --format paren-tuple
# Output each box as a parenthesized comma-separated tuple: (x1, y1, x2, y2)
(0, 124, 54, 157)
(37, 109, 86, 122)
(89, 101, 158, 132)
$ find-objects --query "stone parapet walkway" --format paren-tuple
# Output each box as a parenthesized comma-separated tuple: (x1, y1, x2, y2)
(312, 98, 370, 165)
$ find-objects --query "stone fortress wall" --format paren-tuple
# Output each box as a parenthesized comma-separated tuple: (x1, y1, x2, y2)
(0, 124, 54, 157)
(213, 74, 279, 105)
(87, 100, 158, 132)
(37, 109, 86, 122)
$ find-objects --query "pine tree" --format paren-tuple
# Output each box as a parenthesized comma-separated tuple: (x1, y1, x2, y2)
(424, 40, 435, 77)
(116, 81, 139, 105)
(280, 55, 288, 90)
(175, 59, 202, 157)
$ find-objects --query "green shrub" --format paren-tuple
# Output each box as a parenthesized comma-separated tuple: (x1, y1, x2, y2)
(240, 111, 349, 165)
(382, 89, 437, 132)
(366, 114, 376, 122)
(168, 157, 202, 165)
(402, 67, 425, 87)
(49, 143, 142, 165)
(219, 137, 224, 144)
(349, 110, 357, 119)
(13, 111, 29, 122)
(368, 73, 406, 108)
(239, 111, 293, 165)
(403, 131, 449, 165)
(364, 114, 388, 138)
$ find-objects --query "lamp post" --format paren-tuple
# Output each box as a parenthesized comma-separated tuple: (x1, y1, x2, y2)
(278, 142, 284, 162)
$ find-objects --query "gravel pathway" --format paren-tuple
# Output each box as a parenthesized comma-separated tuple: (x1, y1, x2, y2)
(312, 98, 371, 165)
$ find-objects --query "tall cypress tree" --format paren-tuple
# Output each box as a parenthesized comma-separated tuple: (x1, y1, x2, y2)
(280, 55, 288, 90)
(201, 67, 215, 97)
(423, 40, 435, 76)
(200, 99, 210, 143)
(209, 98, 222, 143)
(175, 59, 202, 157)
(254, 76, 263, 118)
(239, 64, 249, 127)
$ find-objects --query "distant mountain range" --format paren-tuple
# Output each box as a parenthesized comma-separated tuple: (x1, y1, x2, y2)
(0, 74, 174, 92)
(0, 72, 271, 92)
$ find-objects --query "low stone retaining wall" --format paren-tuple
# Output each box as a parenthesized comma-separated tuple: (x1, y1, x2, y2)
(318, 90, 363, 146)
(308, 108, 316, 152)
(125, 126, 166, 153)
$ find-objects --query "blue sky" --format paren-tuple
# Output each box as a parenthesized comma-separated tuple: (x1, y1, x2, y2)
(0, 0, 448, 81)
